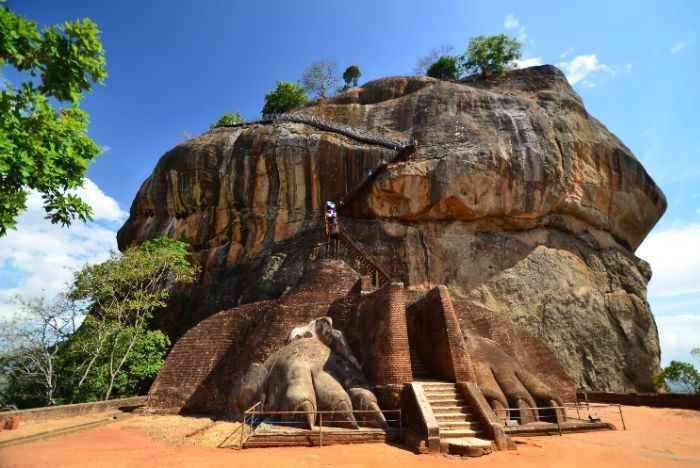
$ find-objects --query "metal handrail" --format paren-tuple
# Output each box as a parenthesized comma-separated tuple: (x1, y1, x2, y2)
(218, 113, 411, 149)
(337, 224, 394, 285)
(239, 407, 402, 448)
(493, 403, 626, 435)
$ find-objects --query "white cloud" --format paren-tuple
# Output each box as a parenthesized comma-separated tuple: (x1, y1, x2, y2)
(625, 63, 633, 73)
(503, 14, 528, 43)
(656, 314, 700, 366)
(100, 145, 112, 154)
(637, 223, 700, 298)
(559, 48, 574, 59)
(0, 180, 127, 320)
(74, 179, 128, 222)
(504, 14, 519, 30)
(516, 57, 544, 69)
(557, 54, 616, 86)
(670, 40, 689, 54)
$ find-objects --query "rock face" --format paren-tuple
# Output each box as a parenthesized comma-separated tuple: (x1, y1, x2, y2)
(118, 65, 666, 392)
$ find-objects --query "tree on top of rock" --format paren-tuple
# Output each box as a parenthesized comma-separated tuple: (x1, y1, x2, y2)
(301, 60, 339, 98)
(414, 44, 455, 75)
(463, 34, 522, 78)
(261, 81, 309, 117)
(0, 3, 107, 236)
(341, 65, 362, 90)
(427, 56, 463, 80)
(210, 112, 242, 129)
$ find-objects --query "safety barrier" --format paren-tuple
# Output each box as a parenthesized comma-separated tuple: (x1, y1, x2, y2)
(219, 113, 411, 149)
(494, 403, 625, 436)
(337, 224, 394, 287)
(238, 404, 402, 448)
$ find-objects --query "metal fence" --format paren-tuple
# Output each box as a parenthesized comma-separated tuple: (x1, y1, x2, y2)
(218, 113, 411, 149)
(238, 403, 402, 448)
(494, 402, 626, 436)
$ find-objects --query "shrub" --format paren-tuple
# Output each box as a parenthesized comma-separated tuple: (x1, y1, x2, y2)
(262, 81, 309, 116)
(426, 56, 462, 80)
(210, 112, 242, 129)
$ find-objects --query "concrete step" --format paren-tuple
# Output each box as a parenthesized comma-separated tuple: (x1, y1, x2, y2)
(439, 428, 478, 438)
(440, 437, 493, 457)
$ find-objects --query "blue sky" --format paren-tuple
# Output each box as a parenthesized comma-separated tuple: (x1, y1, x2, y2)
(1, 1, 699, 366)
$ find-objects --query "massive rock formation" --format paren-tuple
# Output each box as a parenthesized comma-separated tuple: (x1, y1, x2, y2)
(118, 65, 666, 392)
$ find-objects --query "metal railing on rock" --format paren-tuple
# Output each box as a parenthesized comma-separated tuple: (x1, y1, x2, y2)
(217, 113, 411, 149)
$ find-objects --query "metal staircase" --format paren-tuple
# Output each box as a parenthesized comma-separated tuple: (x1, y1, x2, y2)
(336, 224, 394, 287)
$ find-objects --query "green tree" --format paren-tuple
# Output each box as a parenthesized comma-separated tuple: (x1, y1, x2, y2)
(210, 111, 242, 129)
(653, 360, 700, 394)
(463, 34, 522, 78)
(301, 60, 339, 98)
(414, 44, 454, 75)
(65, 236, 196, 401)
(426, 56, 462, 80)
(0, 3, 107, 236)
(261, 81, 309, 117)
(342, 65, 361, 89)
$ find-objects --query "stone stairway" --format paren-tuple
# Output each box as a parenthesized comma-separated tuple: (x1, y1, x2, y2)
(421, 382, 493, 457)
(410, 352, 431, 380)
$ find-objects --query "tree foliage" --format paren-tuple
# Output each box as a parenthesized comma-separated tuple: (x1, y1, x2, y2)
(0, 3, 107, 236)
(0, 237, 196, 407)
(653, 360, 700, 394)
(463, 34, 521, 78)
(0, 296, 78, 406)
(342, 65, 361, 89)
(261, 81, 309, 117)
(301, 60, 339, 98)
(414, 44, 455, 76)
(426, 56, 462, 80)
(210, 112, 242, 129)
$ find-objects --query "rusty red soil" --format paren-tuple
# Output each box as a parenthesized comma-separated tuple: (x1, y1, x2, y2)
(1, 405, 699, 467)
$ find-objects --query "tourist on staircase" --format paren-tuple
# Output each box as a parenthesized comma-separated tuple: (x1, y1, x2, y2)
(325, 201, 340, 258)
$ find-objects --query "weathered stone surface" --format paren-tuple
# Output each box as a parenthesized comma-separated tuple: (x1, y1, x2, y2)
(118, 65, 665, 391)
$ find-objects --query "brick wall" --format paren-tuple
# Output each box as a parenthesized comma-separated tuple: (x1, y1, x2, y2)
(587, 392, 700, 410)
(329, 282, 412, 407)
(406, 286, 476, 382)
(145, 259, 362, 414)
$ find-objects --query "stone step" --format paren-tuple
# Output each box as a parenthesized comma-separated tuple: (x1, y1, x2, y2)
(435, 412, 474, 421)
(437, 421, 479, 431)
(424, 390, 461, 398)
(439, 428, 478, 438)
(426, 398, 467, 406)
(431, 405, 471, 414)
(423, 386, 457, 391)
(440, 437, 493, 457)
(420, 382, 455, 387)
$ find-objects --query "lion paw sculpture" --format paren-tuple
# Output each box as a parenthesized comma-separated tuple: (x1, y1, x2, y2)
(231, 317, 386, 429)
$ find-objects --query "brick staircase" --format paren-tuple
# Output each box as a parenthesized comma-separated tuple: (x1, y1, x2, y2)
(410, 352, 431, 380)
(421, 382, 493, 457)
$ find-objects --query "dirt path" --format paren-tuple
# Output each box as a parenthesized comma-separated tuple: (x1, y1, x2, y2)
(1, 406, 698, 467)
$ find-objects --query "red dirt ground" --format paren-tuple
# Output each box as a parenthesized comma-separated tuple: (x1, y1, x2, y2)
(1, 405, 699, 467)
